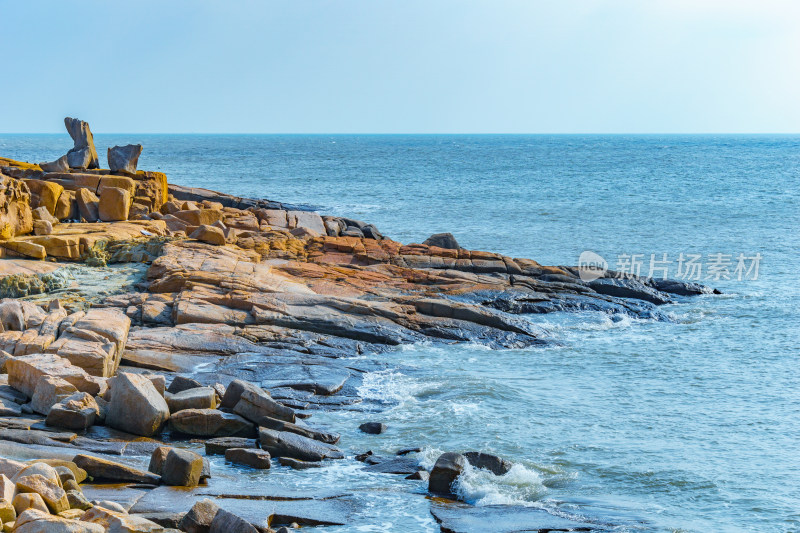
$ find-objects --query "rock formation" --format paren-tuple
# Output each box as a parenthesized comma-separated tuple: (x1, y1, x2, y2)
(107, 144, 143, 174)
(64, 117, 99, 170)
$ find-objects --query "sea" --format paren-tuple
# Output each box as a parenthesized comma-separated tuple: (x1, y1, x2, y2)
(1, 134, 798, 532)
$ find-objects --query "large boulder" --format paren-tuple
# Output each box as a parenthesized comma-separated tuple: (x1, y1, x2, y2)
(463, 451, 513, 475)
(161, 448, 204, 487)
(15, 472, 69, 513)
(428, 452, 466, 496)
(105, 372, 169, 437)
(98, 186, 130, 222)
(15, 508, 105, 533)
(64, 117, 99, 170)
(219, 379, 262, 409)
(107, 144, 143, 174)
(24, 179, 64, 215)
(204, 437, 258, 455)
(224, 448, 271, 469)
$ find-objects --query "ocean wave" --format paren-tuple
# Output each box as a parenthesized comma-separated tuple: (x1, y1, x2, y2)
(454, 463, 549, 506)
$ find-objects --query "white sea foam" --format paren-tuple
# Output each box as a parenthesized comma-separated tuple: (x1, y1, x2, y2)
(454, 463, 548, 506)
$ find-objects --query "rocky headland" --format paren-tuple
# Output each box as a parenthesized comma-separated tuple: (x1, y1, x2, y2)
(0, 119, 715, 533)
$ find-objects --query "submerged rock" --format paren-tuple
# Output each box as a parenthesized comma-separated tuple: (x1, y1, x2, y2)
(463, 451, 513, 475)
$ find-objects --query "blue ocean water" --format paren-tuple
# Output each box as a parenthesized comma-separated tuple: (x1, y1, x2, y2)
(2, 134, 798, 532)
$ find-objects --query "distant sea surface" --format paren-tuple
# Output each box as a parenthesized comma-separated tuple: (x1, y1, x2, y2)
(2, 134, 798, 532)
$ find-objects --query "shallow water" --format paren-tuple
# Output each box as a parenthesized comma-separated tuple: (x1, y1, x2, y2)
(2, 134, 798, 531)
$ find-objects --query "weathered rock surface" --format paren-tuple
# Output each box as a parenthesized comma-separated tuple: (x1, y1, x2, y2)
(463, 451, 513, 475)
(209, 507, 257, 533)
(165, 386, 216, 413)
(64, 117, 99, 170)
(107, 144, 143, 174)
(98, 186, 130, 222)
(105, 372, 169, 437)
(258, 427, 343, 462)
(224, 448, 271, 469)
(161, 448, 204, 487)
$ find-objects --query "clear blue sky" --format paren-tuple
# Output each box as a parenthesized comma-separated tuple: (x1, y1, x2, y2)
(1, 0, 798, 133)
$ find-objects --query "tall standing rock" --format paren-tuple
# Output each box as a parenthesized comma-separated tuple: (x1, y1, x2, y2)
(64, 117, 99, 170)
(107, 144, 143, 174)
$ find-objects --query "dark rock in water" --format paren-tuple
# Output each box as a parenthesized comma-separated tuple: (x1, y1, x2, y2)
(168, 376, 203, 394)
(249, 411, 339, 444)
(39, 155, 69, 173)
(396, 447, 421, 456)
(406, 470, 429, 481)
(423, 232, 460, 250)
(138, 511, 185, 529)
(355, 450, 373, 462)
(650, 278, 715, 296)
(205, 437, 258, 455)
(64, 117, 99, 169)
(258, 427, 344, 462)
(225, 447, 271, 469)
(362, 456, 420, 475)
(463, 451, 513, 475)
(210, 507, 258, 533)
(430, 502, 604, 533)
(588, 277, 672, 305)
(108, 144, 143, 174)
(162, 448, 205, 487)
(179, 498, 220, 533)
(359, 422, 386, 434)
(278, 457, 321, 470)
(429, 452, 466, 496)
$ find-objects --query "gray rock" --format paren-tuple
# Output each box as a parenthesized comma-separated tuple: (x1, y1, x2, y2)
(361, 224, 383, 240)
(428, 452, 466, 496)
(167, 376, 203, 394)
(359, 422, 386, 435)
(162, 448, 204, 487)
(179, 498, 220, 533)
(209, 508, 258, 533)
(224, 448, 271, 469)
(278, 457, 321, 470)
(64, 117, 99, 169)
(363, 456, 419, 475)
(234, 388, 295, 424)
(219, 379, 264, 409)
(423, 232, 460, 249)
(170, 408, 255, 438)
(463, 451, 513, 476)
(39, 155, 69, 173)
(107, 144, 143, 174)
(250, 412, 339, 444)
(73, 454, 160, 484)
(166, 387, 217, 413)
(405, 470, 429, 481)
(589, 277, 673, 305)
(76, 187, 100, 222)
(205, 437, 258, 455)
(66, 489, 93, 510)
(149, 445, 172, 475)
(258, 427, 344, 462)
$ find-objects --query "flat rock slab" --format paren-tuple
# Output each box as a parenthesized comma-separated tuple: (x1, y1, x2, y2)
(131, 485, 356, 527)
(362, 456, 420, 475)
(260, 365, 352, 396)
(430, 503, 607, 533)
(80, 484, 152, 511)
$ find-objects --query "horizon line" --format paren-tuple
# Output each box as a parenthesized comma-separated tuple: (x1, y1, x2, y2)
(2, 131, 800, 136)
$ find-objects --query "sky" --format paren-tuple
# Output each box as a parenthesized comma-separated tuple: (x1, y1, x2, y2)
(1, 0, 799, 133)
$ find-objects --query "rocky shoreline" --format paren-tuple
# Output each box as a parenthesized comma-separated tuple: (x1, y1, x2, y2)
(0, 119, 715, 532)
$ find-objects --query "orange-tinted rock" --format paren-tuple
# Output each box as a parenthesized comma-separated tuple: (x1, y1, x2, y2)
(98, 187, 130, 222)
